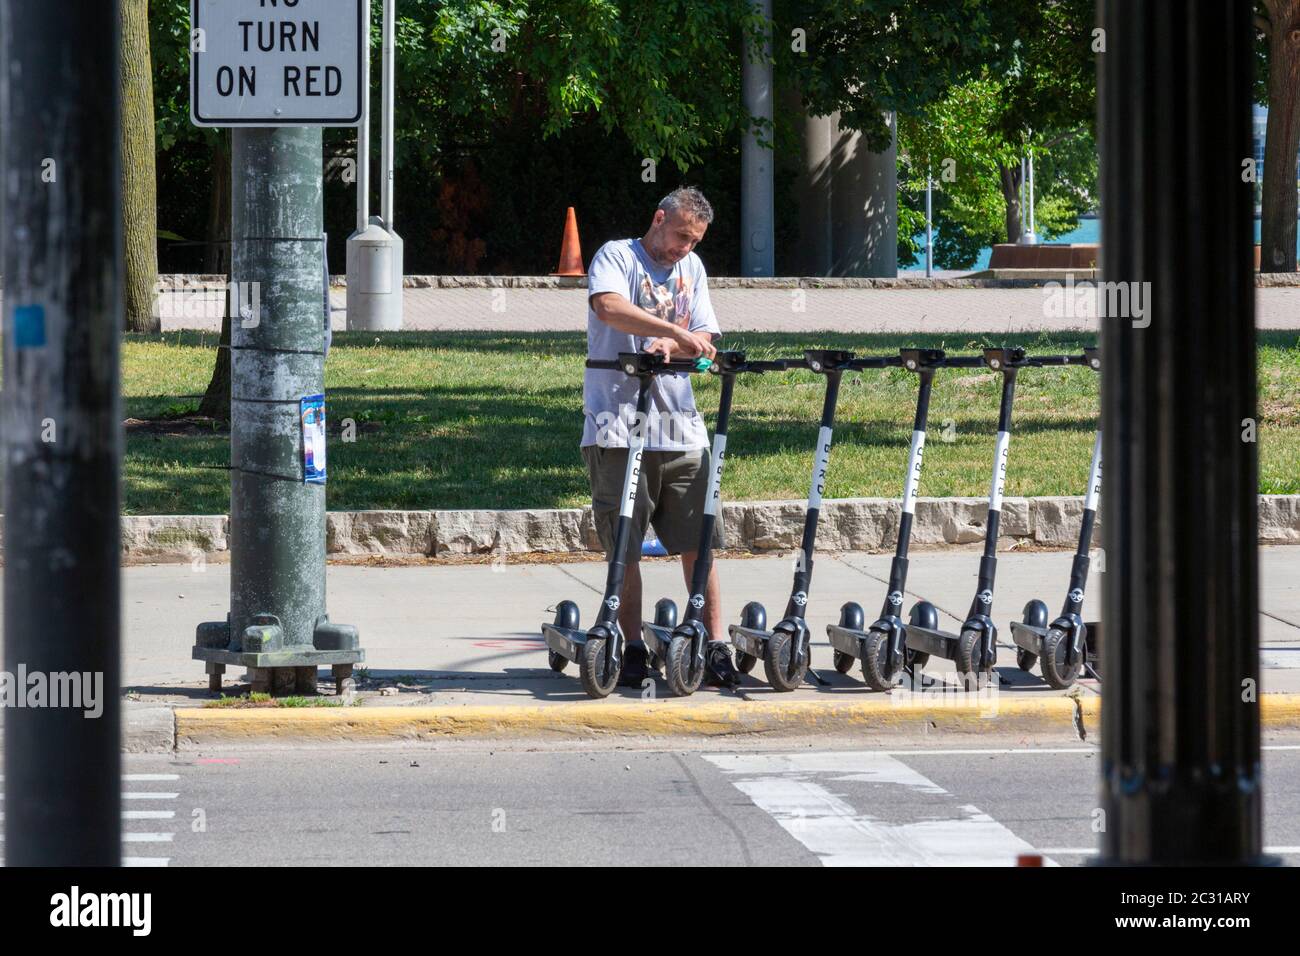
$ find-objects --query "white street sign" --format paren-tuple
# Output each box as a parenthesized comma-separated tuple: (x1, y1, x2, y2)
(190, 0, 365, 127)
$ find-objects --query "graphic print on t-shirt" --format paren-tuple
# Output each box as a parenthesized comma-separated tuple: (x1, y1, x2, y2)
(638, 274, 694, 328)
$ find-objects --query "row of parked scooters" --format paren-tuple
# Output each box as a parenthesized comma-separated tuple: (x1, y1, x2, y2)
(542, 347, 1103, 699)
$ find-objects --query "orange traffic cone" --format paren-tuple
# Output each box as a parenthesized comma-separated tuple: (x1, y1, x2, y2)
(552, 206, 585, 276)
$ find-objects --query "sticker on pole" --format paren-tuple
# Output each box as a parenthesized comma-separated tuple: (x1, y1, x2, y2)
(190, 0, 365, 127)
(301, 394, 327, 484)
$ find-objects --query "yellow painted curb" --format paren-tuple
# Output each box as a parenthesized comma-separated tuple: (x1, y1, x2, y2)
(174, 694, 1300, 745)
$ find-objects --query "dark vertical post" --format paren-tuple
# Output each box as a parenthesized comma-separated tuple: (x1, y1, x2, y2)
(1097, 0, 1262, 864)
(2, 0, 123, 865)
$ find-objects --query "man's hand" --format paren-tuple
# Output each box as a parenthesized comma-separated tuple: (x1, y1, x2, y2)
(671, 326, 717, 361)
(644, 337, 678, 359)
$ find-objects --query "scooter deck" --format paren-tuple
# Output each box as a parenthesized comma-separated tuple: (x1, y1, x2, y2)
(640, 622, 672, 657)
(904, 623, 957, 658)
(1009, 620, 1046, 654)
(729, 624, 771, 659)
(1009, 620, 1103, 665)
(826, 623, 869, 658)
(542, 623, 587, 661)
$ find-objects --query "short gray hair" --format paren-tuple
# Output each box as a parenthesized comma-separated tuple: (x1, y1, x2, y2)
(658, 187, 714, 224)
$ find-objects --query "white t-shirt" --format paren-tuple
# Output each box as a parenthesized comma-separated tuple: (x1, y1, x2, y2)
(582, 238, 720, 451)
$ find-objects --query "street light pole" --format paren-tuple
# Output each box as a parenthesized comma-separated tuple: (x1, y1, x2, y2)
(2, 0, 123, 865)
(1097, 0, 1264, 865)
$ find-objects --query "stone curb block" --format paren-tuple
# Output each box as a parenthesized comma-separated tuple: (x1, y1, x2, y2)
(10, 495, 1293, 563)
(154, 273, 1300, 292)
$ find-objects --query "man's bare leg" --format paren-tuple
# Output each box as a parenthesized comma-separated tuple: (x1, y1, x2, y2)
(680, 552, 723, 641)
(619, 560, 643, 645)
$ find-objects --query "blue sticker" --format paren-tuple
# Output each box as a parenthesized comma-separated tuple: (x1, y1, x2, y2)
(13, 304, 46, 348)
(301, 394, 327, 484)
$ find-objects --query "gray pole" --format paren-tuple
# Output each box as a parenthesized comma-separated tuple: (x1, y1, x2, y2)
(1098, 0, 1262, 864)
(830, 111, 898, 277)
(925, 171, 933, 278)
(2, 0, 122, 865)
(794, 108, 834, 276)
(380, 0, 395, 227)
(194, 128, 362, 696)
(740, 0, 774, 276)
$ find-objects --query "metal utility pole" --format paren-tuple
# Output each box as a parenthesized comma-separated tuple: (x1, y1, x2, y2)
(195, 128, 363, 696)
(740, 0, 774, 277)
(1098, 0, 1263, 864)
(2, 0, 123, 865)
(191, 0, 365, 695)
(346, 0, 403, 330)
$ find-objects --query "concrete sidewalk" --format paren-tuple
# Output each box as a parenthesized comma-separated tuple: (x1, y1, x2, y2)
(143, 284, 1300, 334)
(61, 544, 1296, 747)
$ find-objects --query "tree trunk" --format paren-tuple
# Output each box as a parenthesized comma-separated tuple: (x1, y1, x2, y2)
(198, 310, 231, 421)
(120, 0, 159, 332)
(998, 162, 1023, 243)
(203, 131, 231, 275)
(199, 133, 232, 421)
(1261, 0, 1300, 272)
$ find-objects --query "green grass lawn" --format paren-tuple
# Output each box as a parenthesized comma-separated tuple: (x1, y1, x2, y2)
(49, 329, 1300, 514)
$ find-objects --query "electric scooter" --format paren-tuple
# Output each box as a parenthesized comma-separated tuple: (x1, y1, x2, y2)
(641, 351, 790, 696)
(826, 348, 951, 690)
(543, 351, 714, 699)
(1010, 347, 1104, 688)
(729, 349, 898, 692)
(902, 347, 1029, 687)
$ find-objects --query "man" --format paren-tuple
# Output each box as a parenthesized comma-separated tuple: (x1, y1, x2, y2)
(582, 186, 740, 688)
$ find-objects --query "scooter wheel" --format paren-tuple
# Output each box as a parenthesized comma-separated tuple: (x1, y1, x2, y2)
(832, 650, 856, 674)
(1016, 648, 1038, 673)
(666, 635, 705, 697)
(955, 628, 988, 688)
(548, 650, 568, 673)
(763, 628, 805, 693)
(735, 601, 765, 675)
(735, 650, 758, 674)
(579, 635, 621, 699)
(860, 628, 898, 692)
(1040, 627, 1082, 690)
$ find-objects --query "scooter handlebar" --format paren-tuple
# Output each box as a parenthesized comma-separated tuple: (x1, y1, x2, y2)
(585, 353, 715, 375)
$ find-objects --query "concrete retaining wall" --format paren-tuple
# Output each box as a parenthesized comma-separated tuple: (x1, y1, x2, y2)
(3, 495, 1292, 563)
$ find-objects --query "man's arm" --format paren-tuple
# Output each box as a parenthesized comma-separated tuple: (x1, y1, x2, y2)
(591, 292, 716, 358)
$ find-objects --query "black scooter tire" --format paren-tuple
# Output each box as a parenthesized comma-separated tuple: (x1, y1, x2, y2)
(579, 636, 621, 698)
(548, 651, 568, 673)
(1040, 627, 1082, 690)
(860, 628, 897, 691)
(955, 628, 987, 688)
(832, 650, 856, 674)
(1016, 649, 1037, 673)
(666, 635, 705, 697)
(763, 628, 805, 693)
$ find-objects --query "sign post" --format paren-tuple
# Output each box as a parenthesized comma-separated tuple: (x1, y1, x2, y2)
(347, 0, 404, 331)
(191, 0, 364, 696)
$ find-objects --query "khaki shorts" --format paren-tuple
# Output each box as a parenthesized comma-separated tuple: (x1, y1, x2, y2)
(582, 445, 720, 563)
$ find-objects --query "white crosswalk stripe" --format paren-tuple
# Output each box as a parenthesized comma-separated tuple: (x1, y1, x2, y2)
(703, 751, 1055, 866)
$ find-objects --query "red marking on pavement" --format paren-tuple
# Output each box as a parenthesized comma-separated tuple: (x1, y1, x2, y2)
(197, 758, 240, 764)
(472, 639, 547, 650)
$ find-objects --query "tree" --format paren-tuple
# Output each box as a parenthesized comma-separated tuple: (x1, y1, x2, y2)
(1258, 1, 1300, 272)
(121, 0, 159, 332)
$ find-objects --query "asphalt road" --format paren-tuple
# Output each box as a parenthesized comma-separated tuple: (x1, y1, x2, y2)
(6, 740, 1298, 867)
